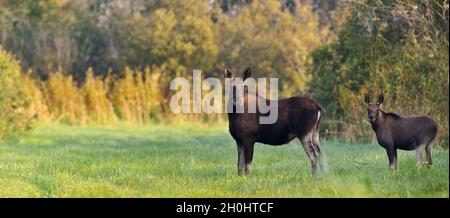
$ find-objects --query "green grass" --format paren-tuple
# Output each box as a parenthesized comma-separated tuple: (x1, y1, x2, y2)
(0, 124, 448, 198)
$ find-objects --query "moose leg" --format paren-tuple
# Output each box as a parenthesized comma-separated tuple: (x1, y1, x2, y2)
(237, 143, 245, 175)
(425, 143, 433, 166)
(386, 147, 398, 171)
(311, 130, 324, 172)
(243, 141, 255, 175)
(299, 134, 318, 174)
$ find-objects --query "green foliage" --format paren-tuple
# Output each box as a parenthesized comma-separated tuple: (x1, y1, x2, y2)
(217, 1, 328, 96)
(0, 0, 327, 88)
(0, 0, 447, 147)
(0, 46, 32, 140)
(0, 0, 76, 78)
(0, 125, 448, 197)
(0, 0, 331, 126)
(124, 0, 219, 75)
(308, 0, 449, 146)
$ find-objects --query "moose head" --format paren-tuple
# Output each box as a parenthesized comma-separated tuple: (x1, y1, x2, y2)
(364, 93, 384, 123)
(224, 67, 251, 107)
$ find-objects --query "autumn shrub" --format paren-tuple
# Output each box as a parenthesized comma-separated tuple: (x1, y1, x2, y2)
(21, 71, 50, 123)
(111, 67, 161, 124)
(18, 67, 163, 125)
(83, 68, 117, 124)
(42, 69, 88, 124)
(0, 46, 32, 140)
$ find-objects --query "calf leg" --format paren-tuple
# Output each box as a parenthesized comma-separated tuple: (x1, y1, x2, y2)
(386, 146, 398, 171)
(236, 143, 245, 175)
(415, 145, 425, 166)
(425, 143, 433, 166)
(299, 133, 318, 174)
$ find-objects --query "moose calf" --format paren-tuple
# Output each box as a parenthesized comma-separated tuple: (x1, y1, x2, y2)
(225, 67, 324, 175)
(364, 93, 438, 171)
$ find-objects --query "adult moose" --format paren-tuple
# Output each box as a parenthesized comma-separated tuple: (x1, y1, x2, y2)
(224, 67, 324, 175)
(364, 93, 438, 171)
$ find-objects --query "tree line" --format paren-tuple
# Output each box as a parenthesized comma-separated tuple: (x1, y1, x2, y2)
(0, 0, 448, 147)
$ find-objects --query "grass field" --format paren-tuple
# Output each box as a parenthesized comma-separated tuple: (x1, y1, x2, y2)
(0, 124, 448, 198)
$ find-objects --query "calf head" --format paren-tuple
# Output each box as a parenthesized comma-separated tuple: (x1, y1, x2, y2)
(364, 93, 384, 123)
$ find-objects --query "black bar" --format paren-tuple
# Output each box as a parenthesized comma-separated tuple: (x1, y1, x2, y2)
(0, 198, 448, 216)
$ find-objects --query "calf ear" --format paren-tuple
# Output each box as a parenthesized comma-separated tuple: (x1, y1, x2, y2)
(242, 67, 251, 81)
(377, 93, 384, 105)
(224, 68, 233, 78)
(364, 93, 371, 104)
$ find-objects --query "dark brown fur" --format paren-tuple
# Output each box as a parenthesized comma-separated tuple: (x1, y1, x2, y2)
(225, 68, 324, 175)
(365, 93, 438, 170)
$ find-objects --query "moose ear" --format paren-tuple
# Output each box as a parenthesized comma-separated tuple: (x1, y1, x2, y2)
(242, 67, 251, 81)
(377, 93, 384, 105)
(224, 68, 233, 78)
(364, 93, 371, 104)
